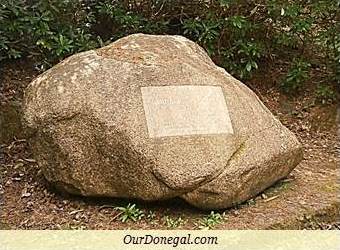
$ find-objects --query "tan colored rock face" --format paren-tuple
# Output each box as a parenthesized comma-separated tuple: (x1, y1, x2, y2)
(22, 34, 303, 209)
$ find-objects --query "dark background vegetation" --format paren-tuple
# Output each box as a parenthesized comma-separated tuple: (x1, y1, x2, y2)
(0, 0, 339, 100)
(0, 0, 339, 230)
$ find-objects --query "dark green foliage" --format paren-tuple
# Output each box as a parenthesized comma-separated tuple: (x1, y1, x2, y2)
(0, 0, 339, 97)
(316, 84, 337, 104)
(0, 0, 99, 67)
(281, 58, 311, 93)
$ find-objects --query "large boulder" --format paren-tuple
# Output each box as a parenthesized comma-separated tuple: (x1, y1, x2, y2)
(22, 34, 302, 209)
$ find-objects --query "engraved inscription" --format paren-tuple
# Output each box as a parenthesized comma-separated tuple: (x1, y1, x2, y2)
(141, 85, 233, 138)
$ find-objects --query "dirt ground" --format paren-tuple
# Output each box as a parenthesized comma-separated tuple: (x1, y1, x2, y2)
(0, 59, 339, 229)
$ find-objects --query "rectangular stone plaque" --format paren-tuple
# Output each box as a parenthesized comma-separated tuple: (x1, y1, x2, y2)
(141, 85, 233, 138)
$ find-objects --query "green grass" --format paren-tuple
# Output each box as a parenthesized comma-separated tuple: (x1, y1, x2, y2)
(164, 216, 184, 229)
(199, 211, 223, 229)
(116, 203, 144, 223)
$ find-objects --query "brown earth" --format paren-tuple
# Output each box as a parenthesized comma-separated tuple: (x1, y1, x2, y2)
(0, 59, 339, 229)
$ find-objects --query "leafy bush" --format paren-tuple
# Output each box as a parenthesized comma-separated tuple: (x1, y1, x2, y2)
(281, 58, 311, 93)
(316, 84, 337, 104)
(0, 0, 99, 67)
(0, 0, 339, 98)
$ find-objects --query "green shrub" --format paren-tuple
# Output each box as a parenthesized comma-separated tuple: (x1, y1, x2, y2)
(281, 58, 311, 93)
(0, 0, 339, 96)
(183, 17, 223, 56)
(0, 0, 99, 66)
(316, 84, 337, 104)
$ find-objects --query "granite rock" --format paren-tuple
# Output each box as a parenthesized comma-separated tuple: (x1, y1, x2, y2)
(22, 34, 302, 209)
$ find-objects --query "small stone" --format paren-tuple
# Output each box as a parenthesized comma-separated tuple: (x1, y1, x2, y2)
(12, 177, 22, 181)
(5, 180, 12, 186)
(21, 191, 32, 198)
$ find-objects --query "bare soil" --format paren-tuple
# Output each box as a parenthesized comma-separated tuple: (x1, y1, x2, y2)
(0, 59, 339, 229)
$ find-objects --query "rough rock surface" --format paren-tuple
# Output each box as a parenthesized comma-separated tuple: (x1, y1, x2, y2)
(22, 34, 303, 209)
